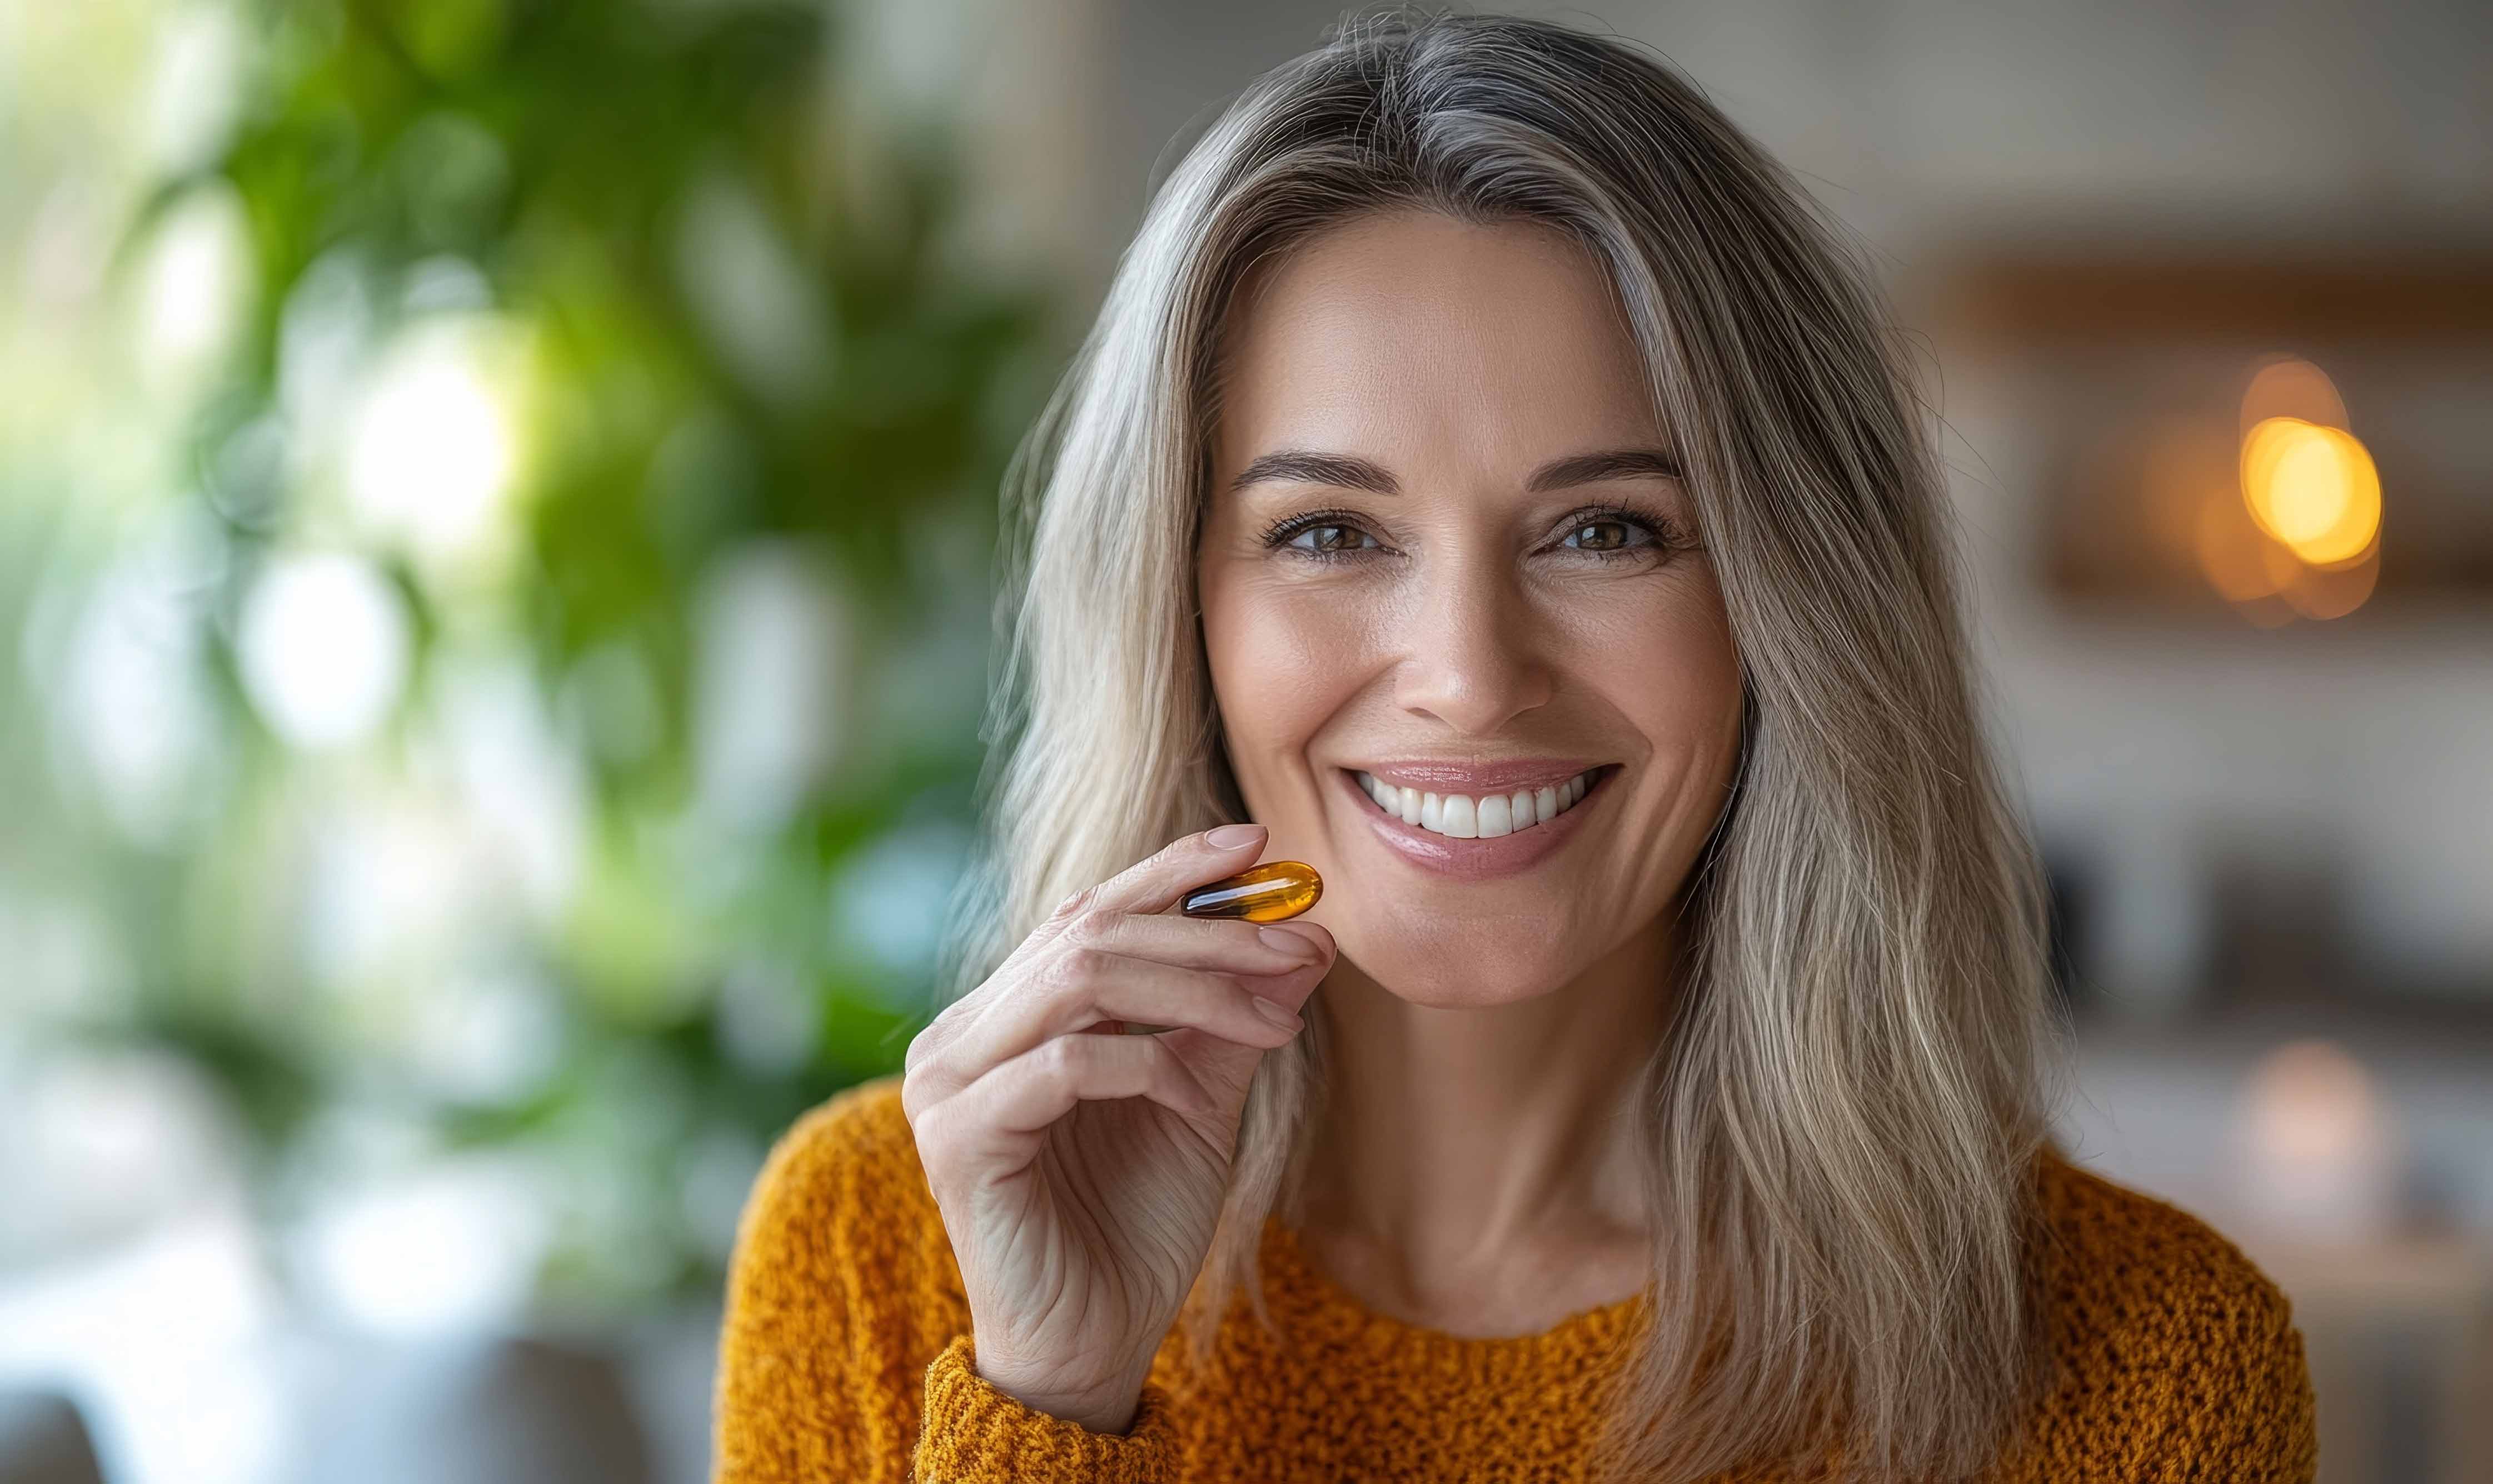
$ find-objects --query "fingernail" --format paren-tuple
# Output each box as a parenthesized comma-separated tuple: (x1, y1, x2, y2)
(1251, 997, 1303, 1031)
(1258, 926, 1322, 961)
(1206, 823, 1265, 850)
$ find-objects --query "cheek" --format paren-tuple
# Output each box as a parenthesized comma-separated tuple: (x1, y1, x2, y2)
(1581, 576, 1743, 753)
(1201, 575, 1374, 773)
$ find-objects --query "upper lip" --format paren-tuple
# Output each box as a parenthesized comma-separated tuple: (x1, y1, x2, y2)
(1347, 759, 1607, 793)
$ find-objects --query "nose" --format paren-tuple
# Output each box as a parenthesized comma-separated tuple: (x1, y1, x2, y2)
(1390, 553, 1554, 735)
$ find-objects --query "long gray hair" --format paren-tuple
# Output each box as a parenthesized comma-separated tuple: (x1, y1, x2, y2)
(935, 9, 2072, 1481)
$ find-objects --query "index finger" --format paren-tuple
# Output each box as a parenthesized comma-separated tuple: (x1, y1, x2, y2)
(1070, 823, 1273, 922)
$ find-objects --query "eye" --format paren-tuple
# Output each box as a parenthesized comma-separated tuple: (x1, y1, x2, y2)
(1555, 507, 1682, 561)
(1290, 523, 1377, 557)
(1260, 509, 1384, 564)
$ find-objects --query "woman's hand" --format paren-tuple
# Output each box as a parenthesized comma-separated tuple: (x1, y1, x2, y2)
(900, 823, 1335, 1434)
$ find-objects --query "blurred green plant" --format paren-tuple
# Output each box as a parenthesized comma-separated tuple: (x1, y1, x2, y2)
(97, 0, 1054, 1311)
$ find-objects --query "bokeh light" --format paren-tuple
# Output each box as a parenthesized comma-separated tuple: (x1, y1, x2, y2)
(136, 184, 252, 384)
(2240, 416, 2381, 567)
(2182, 355, 2390, 623)
(2232, 1038, 2400, 1244)
(235, 552, 411, 750)
(344, 315, 528, 573)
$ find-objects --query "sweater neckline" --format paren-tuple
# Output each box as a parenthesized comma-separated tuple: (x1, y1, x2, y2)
(1258, 1212, 1653, 1363)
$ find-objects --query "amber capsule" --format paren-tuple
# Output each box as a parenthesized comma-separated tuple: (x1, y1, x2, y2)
(1181, 860, 1323, 923)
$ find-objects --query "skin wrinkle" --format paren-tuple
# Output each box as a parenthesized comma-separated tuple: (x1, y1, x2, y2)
(1192, 207, 1746, 1328)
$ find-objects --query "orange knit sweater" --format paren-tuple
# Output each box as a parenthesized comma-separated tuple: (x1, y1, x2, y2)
(711, 1074, 2317, 1482)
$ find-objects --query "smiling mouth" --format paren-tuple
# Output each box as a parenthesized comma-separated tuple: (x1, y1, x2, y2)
(1344, 765, 1617, 838)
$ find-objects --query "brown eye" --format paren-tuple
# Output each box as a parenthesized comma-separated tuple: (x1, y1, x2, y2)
(1558, 511, 1671, 559)
(1281, 522, 1378, 558)
(1258, 509, 1386, 564)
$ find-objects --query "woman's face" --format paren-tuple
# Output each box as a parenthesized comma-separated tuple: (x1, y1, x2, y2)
(1196, 208, 1746, 1007)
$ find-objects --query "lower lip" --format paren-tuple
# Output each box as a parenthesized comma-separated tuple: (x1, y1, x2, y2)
(1338, 765, 1617, 882)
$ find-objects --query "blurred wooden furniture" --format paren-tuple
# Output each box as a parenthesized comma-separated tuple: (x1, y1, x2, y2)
(1912, 237, 2493, 616)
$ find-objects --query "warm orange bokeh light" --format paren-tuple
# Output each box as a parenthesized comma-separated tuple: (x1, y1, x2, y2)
(2178, 356, 2386, 623)
(2240, 416, 2381, 568)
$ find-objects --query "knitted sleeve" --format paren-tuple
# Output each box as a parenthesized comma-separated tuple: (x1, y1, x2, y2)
(915, 1333, 1181, 1482)
(711, 1078, 1180, 1484)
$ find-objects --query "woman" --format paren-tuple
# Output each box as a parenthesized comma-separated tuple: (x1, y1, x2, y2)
(712, 12, 2316, 1482)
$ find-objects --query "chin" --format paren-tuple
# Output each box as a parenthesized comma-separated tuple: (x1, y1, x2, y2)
(1333, 927, 1575, 1009)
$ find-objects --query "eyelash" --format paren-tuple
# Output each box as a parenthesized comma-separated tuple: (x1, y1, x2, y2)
(1256, 504, 1691, 566)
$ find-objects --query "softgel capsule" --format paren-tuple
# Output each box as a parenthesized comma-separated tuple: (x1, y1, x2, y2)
(1180, 860, 1322, 923)
(1114, 861, 1323, 1038)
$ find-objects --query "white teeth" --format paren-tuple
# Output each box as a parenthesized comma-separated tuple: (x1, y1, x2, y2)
(1353, 768, 1600, 839)
(1477, 794, 1511, 837)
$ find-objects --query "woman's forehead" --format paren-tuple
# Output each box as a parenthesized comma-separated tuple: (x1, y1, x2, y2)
(1209, 212, 1664, 481)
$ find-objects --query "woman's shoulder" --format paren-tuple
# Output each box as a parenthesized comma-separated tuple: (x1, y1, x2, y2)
(717, 1083, 992, 1478)
(2031, 1143, 2295, 1327)
(2018, 1144, 2317, 1474)
(766, 1072, 923, 1184)
(745, 1071, 939, 1233)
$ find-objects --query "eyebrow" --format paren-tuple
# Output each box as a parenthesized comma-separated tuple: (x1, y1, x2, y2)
(1226, 446, 1682, 496)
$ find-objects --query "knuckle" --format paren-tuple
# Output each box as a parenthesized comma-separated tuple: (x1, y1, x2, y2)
(908, 1099, 951, 1165)
(904, 1006, 965, 1076)
(1056, 944, 1111, 986)
(1049, 885, 1097, 922)
(1057, 907, 1114, 951)
(900, 1056, 936, 1121)
(1035, 1034, 1086, 1082)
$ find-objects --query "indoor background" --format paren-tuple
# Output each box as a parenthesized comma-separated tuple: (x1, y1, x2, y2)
(2, 2, 2487, 1481)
